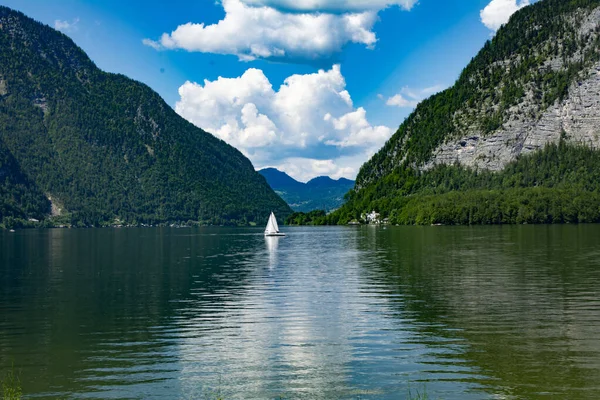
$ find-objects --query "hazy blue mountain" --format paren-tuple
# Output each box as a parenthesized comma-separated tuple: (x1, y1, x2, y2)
(259, 168, 354, 212)
(257, 168, 305, 193)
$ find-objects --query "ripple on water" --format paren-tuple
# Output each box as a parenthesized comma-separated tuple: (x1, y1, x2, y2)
(1, 226, 600, 399)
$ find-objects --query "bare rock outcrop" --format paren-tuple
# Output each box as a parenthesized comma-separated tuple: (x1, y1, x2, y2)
(428, 63, 600, 171)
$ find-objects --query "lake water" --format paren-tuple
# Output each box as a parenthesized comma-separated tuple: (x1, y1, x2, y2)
(1, 226, 600, 399)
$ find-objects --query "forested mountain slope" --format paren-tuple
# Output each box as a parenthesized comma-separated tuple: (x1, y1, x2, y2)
(331, 0, 600, 225)
(0, 6, 291, 228)
(0, 137, 49, 225)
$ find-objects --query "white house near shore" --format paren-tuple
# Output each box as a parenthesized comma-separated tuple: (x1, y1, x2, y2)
(363, 211, 381, 224)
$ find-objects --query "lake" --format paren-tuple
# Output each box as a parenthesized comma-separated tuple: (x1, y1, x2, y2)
(1, 225, 600, 399)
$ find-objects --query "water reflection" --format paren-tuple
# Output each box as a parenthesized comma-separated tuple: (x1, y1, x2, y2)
(265, 236, 280, 268)
(175, 230, 364, 398)
(367, 225, 600, 399)
(1, 226, 600, 399)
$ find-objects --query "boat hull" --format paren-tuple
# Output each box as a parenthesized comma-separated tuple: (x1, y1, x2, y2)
(265, 233, 286, 237)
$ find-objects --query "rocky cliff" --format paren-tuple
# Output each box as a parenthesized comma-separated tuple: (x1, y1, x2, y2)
(429, 61, 600, 170)
(428, 6, 600, 171)
(327, 0, 600, 226)
(356, 0, 600, 188)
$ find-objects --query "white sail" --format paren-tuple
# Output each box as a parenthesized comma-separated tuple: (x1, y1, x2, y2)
(265, 212, 285, 236)
(265, 212, 279, 234)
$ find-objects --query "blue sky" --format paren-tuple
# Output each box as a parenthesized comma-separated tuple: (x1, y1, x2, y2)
(1, 0, 531, 181)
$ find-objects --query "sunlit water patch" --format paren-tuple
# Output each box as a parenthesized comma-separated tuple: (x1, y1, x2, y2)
(1, 225, 599, 399)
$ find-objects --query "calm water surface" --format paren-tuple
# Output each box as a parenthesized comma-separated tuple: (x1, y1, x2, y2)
(1, 225, 600, 399)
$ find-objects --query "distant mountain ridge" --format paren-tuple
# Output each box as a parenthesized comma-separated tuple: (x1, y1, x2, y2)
(259, 168, 354, 212)
(258, 168, 305, 192)
(0, 6, 291, 228)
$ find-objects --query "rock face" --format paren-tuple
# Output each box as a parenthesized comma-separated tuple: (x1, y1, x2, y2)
(355, 0, 600, 189)
(425, 5, 600, 171)
(428, 63, 600, 170)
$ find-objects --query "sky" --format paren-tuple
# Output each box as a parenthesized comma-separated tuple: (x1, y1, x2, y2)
(1, 0, 531, 182)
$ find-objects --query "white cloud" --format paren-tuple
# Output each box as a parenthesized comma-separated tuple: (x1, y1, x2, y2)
(239, 0, 417, 12)
(142, 38, 162, 50)
(480, 0, 529, 31)
(324, 108, 391, 147)
(176, 65, 391, 181)
(386, 94, 418, 108)
(385, 84, 446, 108)
(143, 0, 416, 62)
(54, 18, 80, 32)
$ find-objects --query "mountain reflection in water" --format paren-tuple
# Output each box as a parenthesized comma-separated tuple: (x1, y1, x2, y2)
(1, 225, 599, 399)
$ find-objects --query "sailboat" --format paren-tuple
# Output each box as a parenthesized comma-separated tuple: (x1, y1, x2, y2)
(264, 212, 286, 237)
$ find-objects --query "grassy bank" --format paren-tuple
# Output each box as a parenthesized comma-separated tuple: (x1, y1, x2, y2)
(1, 368, 21, 400)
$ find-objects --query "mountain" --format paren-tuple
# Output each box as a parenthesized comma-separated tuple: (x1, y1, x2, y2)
(307, 176, 355, 189)
(329, 0, 600, 225)
(257, 168, 305, 194)
(258, 168, 354, 212)
(0, 6, 291, 228)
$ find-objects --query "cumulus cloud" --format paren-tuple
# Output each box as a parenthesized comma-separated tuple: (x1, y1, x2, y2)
(145, 0, 377, 61)
(385, 84, 446, 108)
(143, 0, 416, 62)
(239, 0, 417, 12)
(324, 108, 391, 147)
(54, 18, 80, 32)
(386, 94, 418, 108)
(480, 0, 530, 31)
(176, 65, 391, 181)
